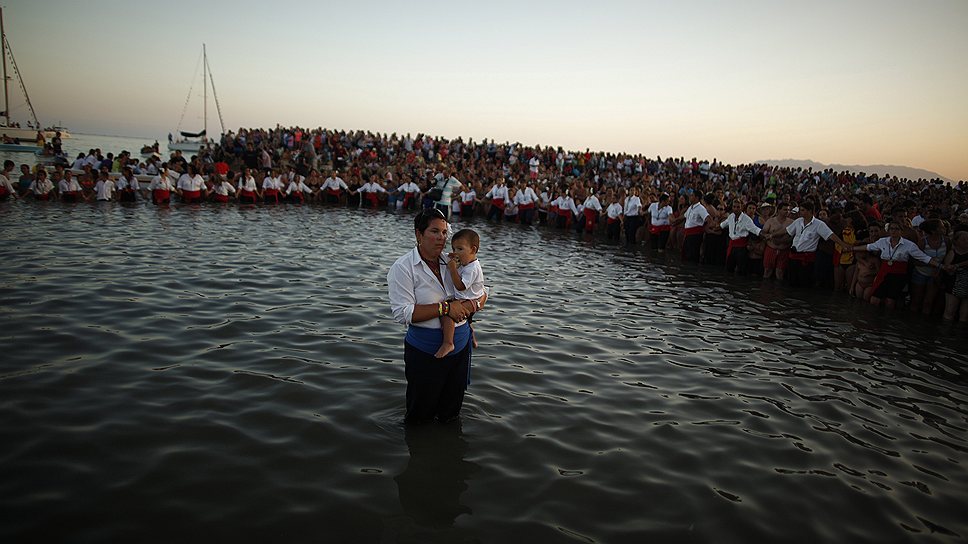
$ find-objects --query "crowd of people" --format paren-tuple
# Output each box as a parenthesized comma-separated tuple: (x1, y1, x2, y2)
(2, 124, 967, 321)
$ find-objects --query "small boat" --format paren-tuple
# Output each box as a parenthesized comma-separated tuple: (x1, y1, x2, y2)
(170, 44, 225, 155)
(0, 142, 39, 152)
(0, 8, 69, 142)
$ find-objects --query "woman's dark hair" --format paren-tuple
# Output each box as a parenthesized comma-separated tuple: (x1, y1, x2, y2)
(920, 218, 943, 235)
(414, 208, 446, 233)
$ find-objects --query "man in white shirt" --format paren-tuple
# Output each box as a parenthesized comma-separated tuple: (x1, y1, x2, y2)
(623, 187, 643, 247)
(94, 171, 115, 201)
(321, 170, 348, 204)
(672, 189, 710, 262)
(777, 201, 850, 288)
(720, 199, 762, 275)
(514, 181, 539, 225)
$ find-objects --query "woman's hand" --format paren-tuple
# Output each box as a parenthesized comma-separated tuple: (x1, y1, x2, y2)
(447, 302, 467, 322)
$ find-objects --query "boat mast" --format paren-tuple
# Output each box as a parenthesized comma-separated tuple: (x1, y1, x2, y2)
(203, 43, 207, 147)
(1, 8, 9, 127)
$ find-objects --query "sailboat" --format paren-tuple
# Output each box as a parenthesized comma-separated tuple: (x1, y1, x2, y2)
(170, 44, 225, 154)
(0, 7, 70, 146)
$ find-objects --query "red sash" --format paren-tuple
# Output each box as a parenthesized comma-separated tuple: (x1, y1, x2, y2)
(153, 189, 170, 204)
(491, 198, 505, 210)
(61, 191, 80, 202)
(365, 192, 379, 207)
(684, 226, 704, 236)
(0, 185, 8, 199)
(80, 180, 94, 190)
(871, 259, 908, 295)
(214, 194, 229, 203)
(403, 193, 414, 206)
(240, 189, 255, 199)
(182, 189, 202, 203)
(789, 250, 816, 264)
(583, 208, 599, 224)
(649, 224, 671, 235)
(35, 192, 51, 201)
(607, 217, 620, 225)
(550, 205, 559, 215)
(518, 202, 535, 211)
(290, 191, 304, 203)
(326, 188, 341, 197)
(726, 237, 748, 260)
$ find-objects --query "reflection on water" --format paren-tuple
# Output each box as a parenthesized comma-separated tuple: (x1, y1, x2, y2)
(1, 201, 966, 542)
(385, 422, 479, 542)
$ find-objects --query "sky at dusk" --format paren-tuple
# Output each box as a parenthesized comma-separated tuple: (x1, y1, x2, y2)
(5, 0, 967, 180)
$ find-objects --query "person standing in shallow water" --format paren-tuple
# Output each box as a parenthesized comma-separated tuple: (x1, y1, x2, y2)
(387, 209, 487, 424)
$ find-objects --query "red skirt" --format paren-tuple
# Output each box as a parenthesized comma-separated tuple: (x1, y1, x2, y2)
(607, 217, 620, 225)
(583, 208, 599, 230)
(871, 260, 908, 297)
(34, 192, 51, 201)
(213, 193, 229, 203)
(518, 202, 535, 211)
(153, 189, 170, 204)
(264, 188, 279, 203)
(726, 237, 748, 260)
(789, 250, 816, 265)
(326, 188, 341, 197)
(683, 226, 704, 237)
(182, 189, 202, 203)
(365, 192, 379, 207)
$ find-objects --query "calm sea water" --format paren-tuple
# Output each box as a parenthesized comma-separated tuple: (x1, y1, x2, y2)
(2, 176, 967, 541)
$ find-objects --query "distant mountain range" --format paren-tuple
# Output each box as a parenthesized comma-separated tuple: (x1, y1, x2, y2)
(755, 159, 954, 183)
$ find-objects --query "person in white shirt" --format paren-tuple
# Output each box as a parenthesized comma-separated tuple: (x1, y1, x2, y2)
(647, 193, 673, 252)
(556, 192, 578, 229)
(321, 170, 349, 204)
(177, 164, 207, 204)
(777, 201, 850, 288)
(605, 194, 624, 241)
(847, 221, 941, 309)
(58, 171, 83, 203)
(720, 199, 762, 275)
(397, 176, 422, 210)
(671, 189, 710, 262)
(538, 185, 552, 226)
(116, 167, 141, 203)
(386, 208, 486, 424)
(212, 173, 238, 203)
(436, 228, 486, 359)
(528, 155, 540, 181)
(514, 181, 539, 225)
(262, 169, 284, 204)
(236, 167, 260, 204)
(582, 192, 603, 233)
(459, 186, 477, 217)
(484, 179, 509, 222)
(148, 165, 176, 205)
(285, 175, 313, 204)
(1, 160, 19, 200)
(357, 174, 387, 208)
(94, 171, 116, 202)
(28, 169, 55, 201)
(623, 187, 643, 247)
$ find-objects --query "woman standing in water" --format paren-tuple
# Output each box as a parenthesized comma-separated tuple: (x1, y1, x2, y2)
(387, 208, 486, 424)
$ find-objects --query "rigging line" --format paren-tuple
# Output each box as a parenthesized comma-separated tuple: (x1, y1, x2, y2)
(205, 53, 225, 136)
(3, 36, 38, 127)
(175, 47, 204, 135)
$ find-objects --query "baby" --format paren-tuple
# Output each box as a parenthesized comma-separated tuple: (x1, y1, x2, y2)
(435, 228, 485, 358)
